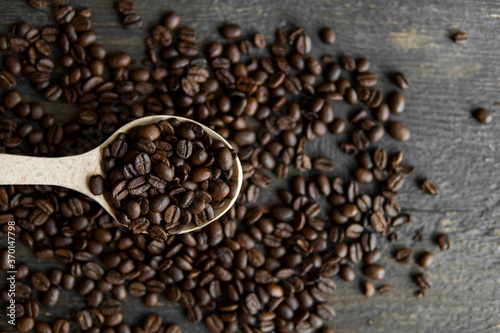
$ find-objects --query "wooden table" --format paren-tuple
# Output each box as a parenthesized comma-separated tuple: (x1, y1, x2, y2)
(1, 0, 499, 332)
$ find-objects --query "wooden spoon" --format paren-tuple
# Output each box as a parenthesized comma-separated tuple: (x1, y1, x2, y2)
(0, 115, 243, 234)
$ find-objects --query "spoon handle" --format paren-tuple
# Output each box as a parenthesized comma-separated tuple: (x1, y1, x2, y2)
(0, 149, 101, 197)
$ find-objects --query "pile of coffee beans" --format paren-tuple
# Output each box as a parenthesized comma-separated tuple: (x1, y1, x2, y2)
(89, 119, 238, 241)
(0, 2, 452, 332)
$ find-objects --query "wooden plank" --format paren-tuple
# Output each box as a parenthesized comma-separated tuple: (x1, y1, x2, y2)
(0, 0, 499, 332)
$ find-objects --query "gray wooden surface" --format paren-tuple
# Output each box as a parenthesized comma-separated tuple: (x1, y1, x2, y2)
(1, 0, 500, 332)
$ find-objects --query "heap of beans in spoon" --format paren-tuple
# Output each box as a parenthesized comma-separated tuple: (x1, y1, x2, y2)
(88, 119, 238, 241)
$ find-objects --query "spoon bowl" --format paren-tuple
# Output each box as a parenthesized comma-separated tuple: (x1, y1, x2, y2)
(0, 116, 243, 235)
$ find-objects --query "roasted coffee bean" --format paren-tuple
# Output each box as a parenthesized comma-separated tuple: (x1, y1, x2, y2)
(388, 121, 410, 141)
(363, 264, 385, 280)
(437, 234, 451, 251)
(220, 24, 242, 39)
(363, 280, 375, 298)
(17, 317, 35, 332)
(377, 285, 391, 295)
(205, 314, 224, 332)
(253, 33, 266, 48)
(118, 1, 135, 15)
(396, 248, 413, 264)
(388, 92, 405, 114)
(374, 103, 390, 122)
(320, 27, 336, 44)
(31, 271, 51, 291)
(75, 310, 93, 330)
(417, 252, 434, 268)
(421, 178, 439, 195)
(393, 72, 409, 90)
(42, 287, 60, 308)
(88, 175, 104, 195)
(473, 108, 492, 124)
(124, 14, 143, 30)
(339, 265, 356, 281)
(330, 118, 346, 135)
(30, 0, 48, 9)
(353, 168, 373, 184)
(108, 53, 132, 68)
(3, 90, 23, 110)
(296, 33, 311, 54)
(0, 70, 17, 90)
(415, 273, 432, 289)
(357, 72, 377, 87)
(453, 31, 468, 45)
(313, 157, 334, 172)
(356, 58, 370, 72)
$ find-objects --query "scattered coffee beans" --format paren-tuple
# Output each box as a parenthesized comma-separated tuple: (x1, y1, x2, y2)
(0, 1, 449, 331)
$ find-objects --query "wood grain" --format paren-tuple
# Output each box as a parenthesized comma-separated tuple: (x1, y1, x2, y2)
(0, 0, 499, 332)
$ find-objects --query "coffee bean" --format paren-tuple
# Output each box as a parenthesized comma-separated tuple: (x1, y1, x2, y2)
(313, 157, 334, 172)
(17, 317, 35, 332)
(393, 72, 409, 90)
(30, 0, 48, 9)
(353, 168, 373, 184)
(3, 90, 23, 110)
(415, 273, 432, 289)
(363, 264, 385, 280)
(388, 121, 410, 141)
(329, 118, 346, 135)
(88, 175, 104, 195)
(118, 1, 135, 15)
(396, 248, 413, 264)
(387, 91, 404, 113)
(108, 53, 132, 68)
(437, 234, 451, 251)
(417, 251, 434, 268)
(320, 27, 336, 44)
(0, 70, 17, 90)
(363, 280, 375, 298)
(205, 314, 224, 332)
(452, 31, 468, 45)
(52, 319, 70, 333)
(123, 14, 142, 30)
(220, 24, 241, 39)
(42, 287, 60, 308)
(296, 33, 311, 54)
(83, 261, 105, 280)
(339, 265, 355, 281)
(473, 108, 492, 124)
(31, 271, 51, 291)
(345, 224, 364, 239)
(341, 55, 356, 71)
(421, 178, 439, 195)
(357, 72, 377, 87)
(377, 285, 390, 295)
(75, 310, 93, 330)
(316, 302, 336, 320)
